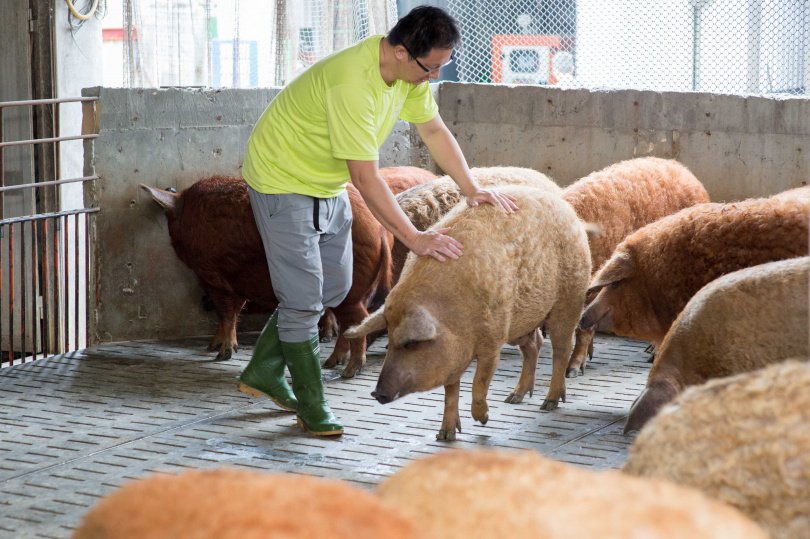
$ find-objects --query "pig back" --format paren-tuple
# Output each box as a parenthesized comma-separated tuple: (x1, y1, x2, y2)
(562, 157, 709, 273)
(394, 185, 590, 341)
(649, 256, 810, 386)
(392, 167, 559, 284)
(625, 197, 809, 325)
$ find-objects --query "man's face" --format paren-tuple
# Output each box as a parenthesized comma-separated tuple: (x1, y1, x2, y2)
(405, 47, 454, 85)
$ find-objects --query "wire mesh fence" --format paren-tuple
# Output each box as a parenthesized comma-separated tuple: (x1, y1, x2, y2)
(448, 0, 808, 95)
(122, 0, 397, 88)
(116, 0, 808, 96)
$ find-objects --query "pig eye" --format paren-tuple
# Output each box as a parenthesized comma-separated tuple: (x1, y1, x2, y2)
(609, 280, 624, 289)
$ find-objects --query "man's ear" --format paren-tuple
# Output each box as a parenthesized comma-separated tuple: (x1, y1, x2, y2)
(588, 251, 635, 295)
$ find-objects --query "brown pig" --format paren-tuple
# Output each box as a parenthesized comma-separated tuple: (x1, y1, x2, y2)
(624, 360, 810, 538)
(560, 157, 710, 378)
(624, 256, 809, 433)
(377, 450, 766, 538)
(74, 467, 426, 538)
(345, 185, 592, 441)
(580, 197, 809, 349)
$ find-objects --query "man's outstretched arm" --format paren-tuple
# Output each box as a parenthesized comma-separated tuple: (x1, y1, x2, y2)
(416, 114, 518, 213)
(348, 159, 464, 262)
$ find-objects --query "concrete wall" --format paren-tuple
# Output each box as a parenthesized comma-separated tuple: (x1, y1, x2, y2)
(85, 83, 809, 345)
(83, 86, 415, 345)
(436, 83, 810, 201)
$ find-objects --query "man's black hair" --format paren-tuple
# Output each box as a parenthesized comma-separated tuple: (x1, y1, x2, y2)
(387, 6, 461, 59)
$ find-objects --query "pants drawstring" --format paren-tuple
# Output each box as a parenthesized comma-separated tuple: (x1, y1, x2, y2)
(312, 197, 322, 232)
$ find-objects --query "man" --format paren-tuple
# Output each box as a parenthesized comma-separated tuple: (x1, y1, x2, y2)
(237, 6, 517, 436)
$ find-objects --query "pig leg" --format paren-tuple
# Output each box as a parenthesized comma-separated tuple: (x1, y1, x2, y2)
(339, 302, 371, 378)
(644, 343, 657, 363)
(323, 301, 370, 378)
(437, 381, 462, 441)
(205, 291, 246, 361)
(541, 311, 578, 411)
(471, 347, 502, 425)
(566, 327, 595, 378)
(323, 332, 350, 368)
(505, 328, 543, 403)
(318, 309, 339, 343)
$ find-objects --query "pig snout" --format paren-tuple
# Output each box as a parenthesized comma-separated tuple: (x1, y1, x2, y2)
(372, 365, 414, 405)
(371, 389, 393, 404)
(580, 299, 611, 331)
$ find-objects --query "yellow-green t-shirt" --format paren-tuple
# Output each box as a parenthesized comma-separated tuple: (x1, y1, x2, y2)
(242, 35, 438, 198)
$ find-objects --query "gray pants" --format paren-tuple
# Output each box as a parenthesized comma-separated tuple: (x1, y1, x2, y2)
(248, 187, 353, 342)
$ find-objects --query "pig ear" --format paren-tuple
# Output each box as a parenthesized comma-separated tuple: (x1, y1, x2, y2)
(140, 184, 180, 219)
(391, 306, 439, 347)
(344, 308, 387, 339)
(623, 379, 679, 434)
(588, 251, 635, 295)
(581, 221, 602, 239)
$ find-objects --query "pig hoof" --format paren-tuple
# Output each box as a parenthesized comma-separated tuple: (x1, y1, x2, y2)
(472, 401, 489, 424)
(215, 348, 233, 361)
(322, 357, 339, 369)
(340, 363, 363, 379)
(540, 399, 559, 411)
(505, 392, 524, 404)
(207, 343, 219, 352)
(319, 336, 332, 343)
(565, 366, 585, 378)
(436, 429, 457, 442)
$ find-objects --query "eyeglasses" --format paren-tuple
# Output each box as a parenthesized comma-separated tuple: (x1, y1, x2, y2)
(401, 44, 455, 74)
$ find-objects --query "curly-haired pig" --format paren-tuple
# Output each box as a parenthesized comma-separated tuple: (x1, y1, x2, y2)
(560, 157, 710, 378)
(624, 256, 809, 433)
(345, 185, 592, 441)
(580, 197, 809, 349)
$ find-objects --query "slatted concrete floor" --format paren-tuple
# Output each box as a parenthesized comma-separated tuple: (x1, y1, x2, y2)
(0, 333, 650, 538)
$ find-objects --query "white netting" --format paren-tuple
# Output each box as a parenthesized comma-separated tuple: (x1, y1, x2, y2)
(122, 0, 397, 88)
(119, 0, 807, 95)
(448, 0, 808, 95)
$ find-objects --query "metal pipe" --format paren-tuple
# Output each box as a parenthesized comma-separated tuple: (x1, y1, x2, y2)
(54, 103, 60, 206)
(74, 213, 79, 351)
(21, 222, 26, 362)
(0, 97, 98, 108)
(0, 133, 98, 150)
(0, 176, 98, 194)
(32, 220, 38, 362)
(85, 213, 90, 351)
(0, 207, 99, 227)
(54, 218, 60, 354)
(0, 225, 4, 362)
(1, 106, 4, 221)
(9, 223, 14, 365)
(42, 220, 50, 357)
(63, 215, 68, 354)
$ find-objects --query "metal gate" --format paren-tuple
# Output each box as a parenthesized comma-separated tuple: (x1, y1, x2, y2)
(0, 97, 99, 368)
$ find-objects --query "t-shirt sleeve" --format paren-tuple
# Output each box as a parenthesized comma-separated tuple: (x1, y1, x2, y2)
(399, 81, 438, 123)
(325, 84, 379, 161)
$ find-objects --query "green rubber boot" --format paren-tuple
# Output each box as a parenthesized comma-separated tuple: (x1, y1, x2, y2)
(282, 337, 344, 436)
(237, 311, 297, 411)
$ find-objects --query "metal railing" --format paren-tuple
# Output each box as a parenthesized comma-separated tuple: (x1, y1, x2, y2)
(0, 97, 100, 368)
